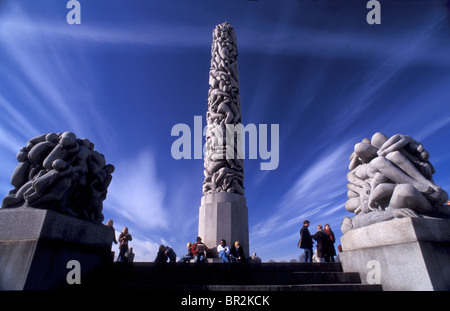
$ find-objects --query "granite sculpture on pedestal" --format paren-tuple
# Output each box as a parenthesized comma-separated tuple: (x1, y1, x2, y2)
(0, 132, 115, 289)
(340, 132, 450, 290)
(342, 132, 449, 233)
(199, 22, 249, 258)
(1, 131, 114, 223)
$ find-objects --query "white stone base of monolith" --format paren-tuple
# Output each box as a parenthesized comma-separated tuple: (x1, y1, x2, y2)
(340, 217, 450, 291)
(198, 192, 249, 258)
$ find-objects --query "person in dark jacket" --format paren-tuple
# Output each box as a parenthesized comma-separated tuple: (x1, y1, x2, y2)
(154, 245, 168, 263)
(117, 227, 132, 262)
(230, 241, 247, 263)
(324, 224, 337, 262)
(312, 225, 331, 262)
(165, 246, 177, 263)
(298, 220, 313, 262)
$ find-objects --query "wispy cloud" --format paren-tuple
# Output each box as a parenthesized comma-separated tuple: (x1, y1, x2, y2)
(0, 125, 24, 155)
(0, 11, 209, 50)
(0, 13, 117, 147)
(0, 94, 40, 139)
(251, 140, 352, 244)
(2, 3, 449, 65)
(280, 142, 351, 209)
(415, 116, 450, 142)
(105, 150, 168, 231)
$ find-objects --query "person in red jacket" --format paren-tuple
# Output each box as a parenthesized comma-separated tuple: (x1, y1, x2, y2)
(192, 236, 208, 263)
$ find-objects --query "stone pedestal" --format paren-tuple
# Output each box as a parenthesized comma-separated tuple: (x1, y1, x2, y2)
(0, 207, 114, 290)
(340, 217, 450, 291)
(198, 192, 249, 258)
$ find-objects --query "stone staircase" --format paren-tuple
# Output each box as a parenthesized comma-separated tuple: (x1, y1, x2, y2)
(80, 262, 382, 291)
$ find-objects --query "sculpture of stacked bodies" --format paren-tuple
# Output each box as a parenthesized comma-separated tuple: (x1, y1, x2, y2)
(342, 132, 449, 234)
(202, 22, 244, 196)
(1, 132, 114, 223)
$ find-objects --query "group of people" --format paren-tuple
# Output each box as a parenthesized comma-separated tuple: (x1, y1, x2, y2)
(178, 237, 207, 263)
(298, 220, 336, 263)
(106, 219, 337, 264)
(106, 220, 249, 264)
(106, 219, 134, 262)
(158, 236, 248, 264)
(155, 245, 177, 263)
(216, 239, 247, 263)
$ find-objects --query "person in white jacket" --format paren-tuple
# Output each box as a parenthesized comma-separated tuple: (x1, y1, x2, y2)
(217, 239, 230, 263)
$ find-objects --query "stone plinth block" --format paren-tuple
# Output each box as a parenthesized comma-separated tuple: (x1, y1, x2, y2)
(198, 193, 249, 258)
(0, 207, 114, 290)
(340, 217, 450, 291)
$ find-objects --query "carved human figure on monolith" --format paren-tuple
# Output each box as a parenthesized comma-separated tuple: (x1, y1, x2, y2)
(342, 132, 449, 234)
(203, 22, 244, 196)
(1, 132, 114, 223)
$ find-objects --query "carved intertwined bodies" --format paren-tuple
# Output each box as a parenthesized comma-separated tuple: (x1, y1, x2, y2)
(346, 132, 448, 216)
(342, 132, 449, 234)
(2, 132, 114, 222)
(203, 22, 245, 196)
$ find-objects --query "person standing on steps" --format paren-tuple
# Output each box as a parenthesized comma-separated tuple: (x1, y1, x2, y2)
(324, 224, 336, 262)
(117, 227, 132, 262)
(312, 224, 331, 262)
(298, 220, 313, 262)
(105, 219, 117, 261)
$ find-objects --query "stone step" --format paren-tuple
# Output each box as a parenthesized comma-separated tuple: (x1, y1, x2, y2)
(88, 262, 345, 283)
(90, 272, 362, 286)
(104, 261, 345, 275)
(88, 283, 382, 291)
(81, 262, 382, 291)
(101, 271, 361, 285)
(194, 284, 383, 291)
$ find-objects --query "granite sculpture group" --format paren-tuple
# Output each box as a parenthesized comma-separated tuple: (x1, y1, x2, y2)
(340, 132, 450, 290)
(1, 132, 114, 223)
(342, 132, 449, 233)
(203, 22, 245, 196)
(1, 21, 449, 290)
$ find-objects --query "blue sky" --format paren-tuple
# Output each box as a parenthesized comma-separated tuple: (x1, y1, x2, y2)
(1, 0, 450, 262)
